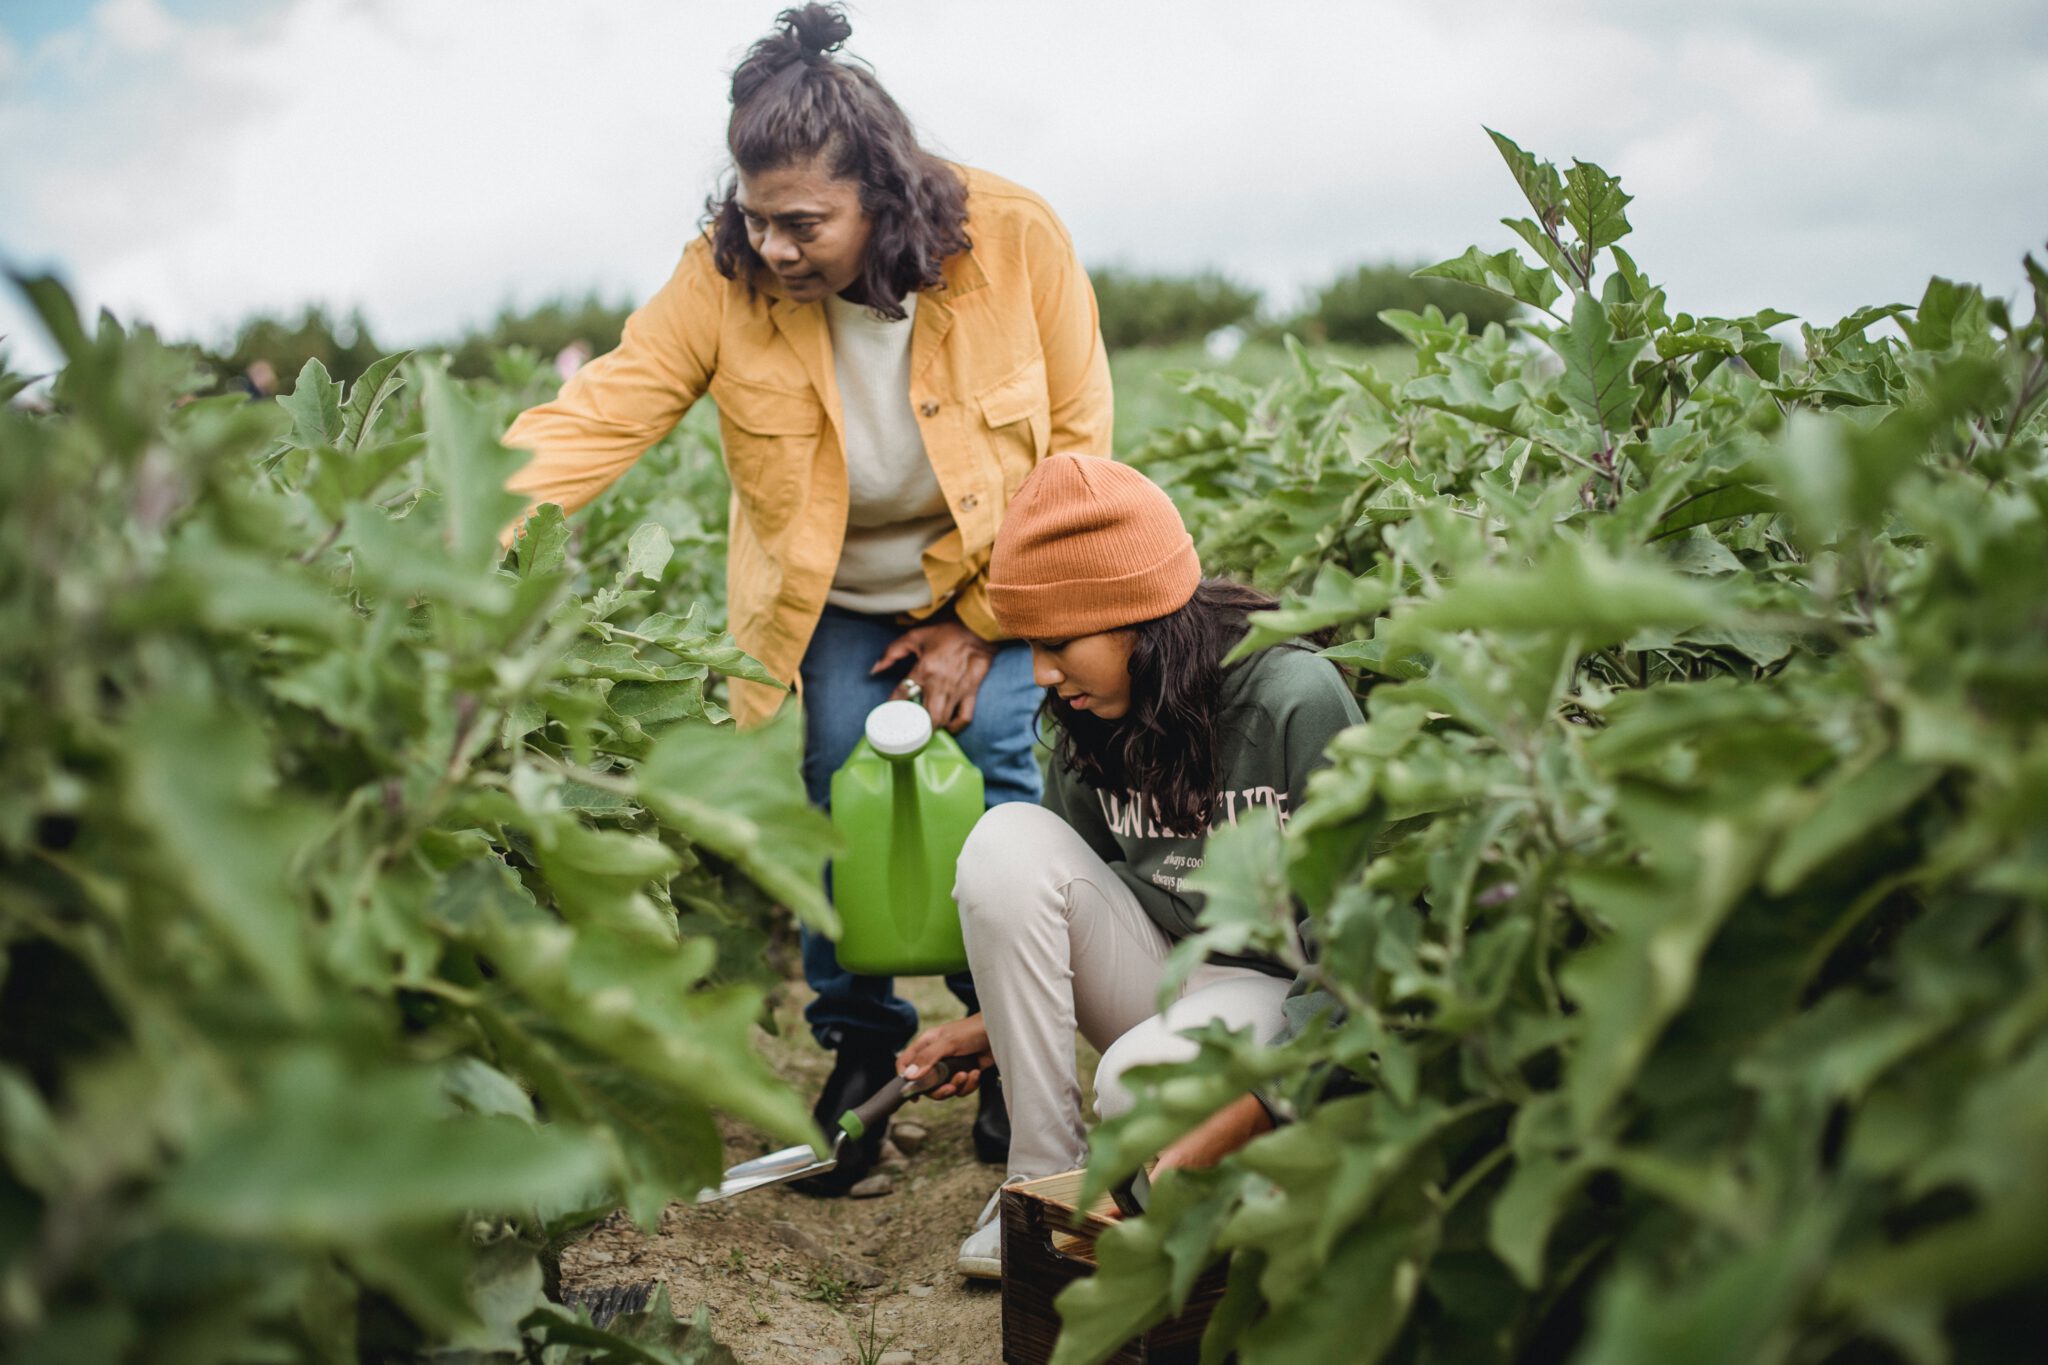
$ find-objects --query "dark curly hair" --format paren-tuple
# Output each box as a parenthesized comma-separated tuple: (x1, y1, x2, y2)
(705, 4, 970, 320)
(1045, 580, 1331, 836)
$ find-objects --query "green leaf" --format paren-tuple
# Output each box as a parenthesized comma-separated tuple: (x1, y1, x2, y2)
(514, 502, 572, 578)
(1392, 541, 1726, 649)
(1659, 534, 1745, 577)
(1545, 291, 1647, 435)
(1763, 755, 1943, 894)
(634, 713, 841, 935)
(120, 693, 321, 1013)
(485, 924, 816, 1157)
(1490, 1143, 1594, 1288)
(1649, 484, 1777, 540)
(479, 1002, 726, 1226)
(1559, 814, 1770, 1133)
(632, 611, 783, 688)
(1503, 216, 1579, 286)
(1486, 128, 1565, 221)
(624, 522, 674, 582)
(1416, 246, 1561, 313)
(423, 368, 530, 570)
(339, 350, 413, 451)
(1403, 354, 1536, 433)
(277, 357, 343, 450)
(1564, 159, 1634, 254)
(1225, 568, 1392, 663)
(530, 822, 682, 948)
(162, 1049, 607, 1241)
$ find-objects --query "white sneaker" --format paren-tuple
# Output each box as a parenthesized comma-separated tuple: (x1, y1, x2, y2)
(958, 1177, 1025, 1280)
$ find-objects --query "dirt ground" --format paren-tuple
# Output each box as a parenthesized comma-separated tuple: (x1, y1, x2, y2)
(560, 973, 1098, 1364)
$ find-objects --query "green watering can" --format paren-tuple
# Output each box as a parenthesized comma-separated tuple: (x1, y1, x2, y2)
(829, 681, 984, 975)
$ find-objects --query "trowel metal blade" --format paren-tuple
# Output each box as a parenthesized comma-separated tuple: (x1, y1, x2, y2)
(697, 1139, 838, 1204)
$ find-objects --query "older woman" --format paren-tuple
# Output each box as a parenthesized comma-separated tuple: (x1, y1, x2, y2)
(501, 4, 1112, 1193)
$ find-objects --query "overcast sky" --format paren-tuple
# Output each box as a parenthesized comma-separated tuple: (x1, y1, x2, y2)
(2, 0, 2045, 375)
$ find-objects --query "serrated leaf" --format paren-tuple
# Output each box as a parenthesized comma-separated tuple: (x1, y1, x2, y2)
(1416, 246, 1561, 313)
(1403, 354, 1535, 432)
(339, 351, 412, 451)
(1545, 291, 1646, 436)
(514, 502, 572, 578)
(1564, 159, 1633, 254)
(1503, 216, 1579, 287)
(278, 357, 343, 450)
(1226, 568, 1392, 663)
(624, 522, 673, 582)
(1487, 128, 1565, 220)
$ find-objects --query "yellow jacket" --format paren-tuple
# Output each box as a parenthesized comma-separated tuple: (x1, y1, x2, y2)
(502, 166, 1113, 725)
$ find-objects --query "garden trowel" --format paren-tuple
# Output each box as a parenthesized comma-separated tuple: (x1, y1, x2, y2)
(698, 1054, 992, 1203)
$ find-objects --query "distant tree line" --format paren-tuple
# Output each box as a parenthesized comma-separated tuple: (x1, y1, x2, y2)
(191, 263, 1520, 391)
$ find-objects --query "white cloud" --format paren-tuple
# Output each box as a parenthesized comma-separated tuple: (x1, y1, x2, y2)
(95, 0, 179, 53)
(2, 0, 2045, 377)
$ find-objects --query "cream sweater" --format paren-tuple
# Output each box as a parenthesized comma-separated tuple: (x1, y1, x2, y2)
(824, 292, 953, 614)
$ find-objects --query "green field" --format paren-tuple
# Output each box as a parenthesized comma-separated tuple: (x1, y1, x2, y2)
(4, 130, 2045, 1365)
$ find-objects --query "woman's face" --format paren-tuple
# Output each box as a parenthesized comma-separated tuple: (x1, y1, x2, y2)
(1030, 631, 1137, 721)
(735, 158, 872, 303)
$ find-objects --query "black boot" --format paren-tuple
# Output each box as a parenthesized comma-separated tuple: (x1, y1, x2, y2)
(791, 1040, 897, 1197)
(973, 1073, 1010, 1165)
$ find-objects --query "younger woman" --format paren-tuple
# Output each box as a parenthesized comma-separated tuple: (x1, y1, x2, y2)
(896, 455, 1362, 1277)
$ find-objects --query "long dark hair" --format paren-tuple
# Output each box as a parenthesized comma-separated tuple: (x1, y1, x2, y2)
(1048, 579, 1327, 836)
(705, 4, 970, 320)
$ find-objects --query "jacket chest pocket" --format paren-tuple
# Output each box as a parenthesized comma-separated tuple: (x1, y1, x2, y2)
(711, 375, 821, 539)
(977, 351, 1050, 501)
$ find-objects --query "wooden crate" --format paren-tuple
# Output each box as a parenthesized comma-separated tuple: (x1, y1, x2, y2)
(1000, 1169, 1229, 1365)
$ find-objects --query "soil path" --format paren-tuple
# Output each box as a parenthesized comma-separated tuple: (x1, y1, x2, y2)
(561, 974, 1097, 1364)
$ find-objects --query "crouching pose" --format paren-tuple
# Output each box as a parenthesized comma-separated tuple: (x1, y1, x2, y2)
(896, 454, 1361, 1278)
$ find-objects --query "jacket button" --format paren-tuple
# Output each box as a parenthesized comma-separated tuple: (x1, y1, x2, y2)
(919, 400, 940, 417)
(960, 494, 979, 511)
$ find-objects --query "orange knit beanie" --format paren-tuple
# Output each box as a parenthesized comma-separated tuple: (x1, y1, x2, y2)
(988, 455, 1201, 638)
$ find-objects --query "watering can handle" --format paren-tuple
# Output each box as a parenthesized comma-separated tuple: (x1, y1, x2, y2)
(837, 1053, 994, 1142)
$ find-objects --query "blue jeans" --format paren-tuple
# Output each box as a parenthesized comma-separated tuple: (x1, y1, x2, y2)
(798, 604, 1043, 1051)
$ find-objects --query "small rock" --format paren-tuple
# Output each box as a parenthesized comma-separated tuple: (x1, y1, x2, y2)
(848, 1173, 895, 1199)
(584, 1249, 615, 1264)
(811, 1350, 846, 1365)
(890, 1122, 929, 1155)
(841, 1262, 885, 1289)
(878, 1138, 906, 1163)
(770, 1277, 801, 1296)
(770, 1220, 826, 1259)
(877, 1352, 916, 1365)
(907, 1283, 934, 1298)
(772, 1335, 797, 1348)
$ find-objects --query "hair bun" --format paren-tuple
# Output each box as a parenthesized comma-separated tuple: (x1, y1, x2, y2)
(781, 3, 851, 57)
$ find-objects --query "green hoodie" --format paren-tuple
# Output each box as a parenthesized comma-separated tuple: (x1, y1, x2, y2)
(1039, 641, 1362, 977)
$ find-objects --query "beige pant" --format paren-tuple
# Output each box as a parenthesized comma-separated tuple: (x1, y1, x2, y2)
(954, 802, 1292, 1181)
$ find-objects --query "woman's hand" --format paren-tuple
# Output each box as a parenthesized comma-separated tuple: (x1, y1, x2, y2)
(1154, 1094, 1275, 1173)
(896, 1014, 994, 1100)
(873, 621, 1000, 733)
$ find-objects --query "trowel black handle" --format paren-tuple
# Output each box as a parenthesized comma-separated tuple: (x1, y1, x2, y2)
(838, 1053, 997, 1142)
